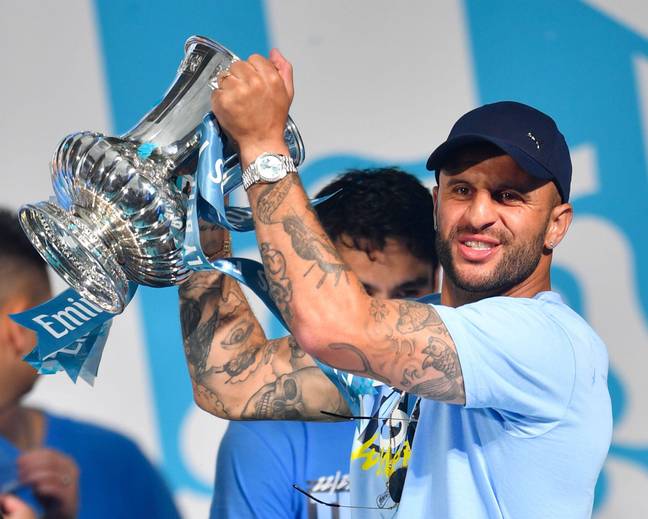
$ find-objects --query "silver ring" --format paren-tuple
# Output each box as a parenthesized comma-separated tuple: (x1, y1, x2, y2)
(61, 474, 72, 486)
(209, 69, 233, 91)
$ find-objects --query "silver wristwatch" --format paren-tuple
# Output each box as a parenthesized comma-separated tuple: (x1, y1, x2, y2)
(242, 152, 297, 190)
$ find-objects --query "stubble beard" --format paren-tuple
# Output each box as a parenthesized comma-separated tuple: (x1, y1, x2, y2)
(435, 225, 546, 296)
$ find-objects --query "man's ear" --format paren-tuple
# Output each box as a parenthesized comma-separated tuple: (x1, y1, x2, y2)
(433, 186, 439, 231)
(0, 295, 37, 359)
(545, 202, 573, 250)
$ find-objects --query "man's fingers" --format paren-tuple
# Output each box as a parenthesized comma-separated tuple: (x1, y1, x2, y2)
(269, 48, 294, 100)
(18, 449, 74, 473)
(248, 53, 281, 79)
(0, 494, 36, 518)
(20, 469, 70, 487)
(18, 449, 78, 494)
(18, 450, 60, 472)
(0, 494, 25, 513)
(246, 53, 291, 101)
(229, 59, 258, 82)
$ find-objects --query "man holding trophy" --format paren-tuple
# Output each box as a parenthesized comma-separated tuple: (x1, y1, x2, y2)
(182, 49, 611, 517)
(13, 35, 611, 517)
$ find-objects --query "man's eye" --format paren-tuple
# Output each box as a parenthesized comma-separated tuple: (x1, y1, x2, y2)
(453, 185, 470, 196)
(497, 191, 521, 203)
(394, 288, 427, 299)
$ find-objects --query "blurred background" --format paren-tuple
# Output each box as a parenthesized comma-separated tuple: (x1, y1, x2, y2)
(2, 0, 647, 516)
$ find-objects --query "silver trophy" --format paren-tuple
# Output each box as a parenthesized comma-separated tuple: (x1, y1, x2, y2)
(19, 36, 304, 314)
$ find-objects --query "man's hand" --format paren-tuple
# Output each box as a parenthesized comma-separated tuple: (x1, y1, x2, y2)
(0, 495, 37, 519)
(18, 449, 78, 519)
(211, 49, 294, 168)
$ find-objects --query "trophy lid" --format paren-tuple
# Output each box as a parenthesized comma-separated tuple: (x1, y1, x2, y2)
(19, 202, 130, 314)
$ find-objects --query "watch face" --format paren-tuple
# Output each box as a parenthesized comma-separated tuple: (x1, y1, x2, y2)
(257, 154, 285, 182)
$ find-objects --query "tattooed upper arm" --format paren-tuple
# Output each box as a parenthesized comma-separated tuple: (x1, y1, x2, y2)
(317, 299, 465, 405)
(179, 273, 349, 420)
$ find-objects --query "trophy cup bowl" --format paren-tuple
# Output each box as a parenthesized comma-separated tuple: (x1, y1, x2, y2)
(19, 36, 305, 314)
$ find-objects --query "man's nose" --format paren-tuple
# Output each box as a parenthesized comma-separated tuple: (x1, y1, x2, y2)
(463, 190, 498, 231)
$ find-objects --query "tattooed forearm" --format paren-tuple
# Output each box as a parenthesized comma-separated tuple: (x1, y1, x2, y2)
(179, 270, 347, 420)
(398, 333, 463, 400)
(260, 242, 294, 323)
(395, 305, 464, 403)
(287, 336, 307, 368)
(281, 214, 350, 288)
(179, 273, 251, 415)
(370, 300, 388, 322)
(241, 366, 347, 420)
(192, 383, 229, 417)
(185, 311, 220, 377)
(423, 336, 460, 377)
(180, 274, 230, 378)
(408, 376, 462, 402)
(256, 174, 297, 224)
(208, 334, 298, 385)
(208, 344, 261, 383)
(220, 320, 254, 350)
(326, 343, 388, 383)
(396, 300, 442, 333)
(314, 299, 465, 404)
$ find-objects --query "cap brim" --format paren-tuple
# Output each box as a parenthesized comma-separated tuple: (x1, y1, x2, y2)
(426, 134, 554, 183)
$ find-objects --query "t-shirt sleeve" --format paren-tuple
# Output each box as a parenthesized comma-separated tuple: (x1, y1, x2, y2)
(434, 297, 576, 435)
(210, 422, 300, 519)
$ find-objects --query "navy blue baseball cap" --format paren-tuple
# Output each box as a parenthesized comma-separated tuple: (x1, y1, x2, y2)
(426, 101, 572, 202)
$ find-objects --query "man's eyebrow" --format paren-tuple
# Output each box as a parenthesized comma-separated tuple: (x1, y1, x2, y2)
(445, 175, 537, 194)
(445, 177, 468, 186)
(445, 164, 473, 175)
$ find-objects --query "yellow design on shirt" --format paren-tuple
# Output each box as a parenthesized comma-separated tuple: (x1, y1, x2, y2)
(351, 432, 412, 478)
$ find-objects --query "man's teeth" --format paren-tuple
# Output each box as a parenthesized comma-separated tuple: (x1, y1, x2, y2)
(464, 241, 494, 250)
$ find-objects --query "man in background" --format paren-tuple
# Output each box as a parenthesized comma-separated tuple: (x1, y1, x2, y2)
(207, 168, 439, 518)
(0, 209, 180, 519)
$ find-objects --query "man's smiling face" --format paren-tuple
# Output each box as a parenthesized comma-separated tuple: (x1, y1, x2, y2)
(434, 144, 561, 297)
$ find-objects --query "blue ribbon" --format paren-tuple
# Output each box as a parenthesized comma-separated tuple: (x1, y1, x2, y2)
(182, 114, 289, 326)
(10, 284, 137, 384)
(11, 112, 339, 385)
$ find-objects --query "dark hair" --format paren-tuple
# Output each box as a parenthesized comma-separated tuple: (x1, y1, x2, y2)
(314, 168, 437, 268)
(0, 208, 47, 278)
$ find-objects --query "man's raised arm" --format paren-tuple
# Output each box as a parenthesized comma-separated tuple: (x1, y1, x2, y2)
(178, 227, 348, 420)
(210, 51, 465, 405)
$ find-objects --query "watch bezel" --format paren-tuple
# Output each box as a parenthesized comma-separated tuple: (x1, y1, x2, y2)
(256, 153, 285, 182)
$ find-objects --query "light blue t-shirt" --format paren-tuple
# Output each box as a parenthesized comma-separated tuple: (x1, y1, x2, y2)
(211, 420, 356, 518)
(324, 291, 612, 518)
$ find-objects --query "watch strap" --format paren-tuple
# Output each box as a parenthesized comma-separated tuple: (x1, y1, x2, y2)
(242, 153, 297, 190)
